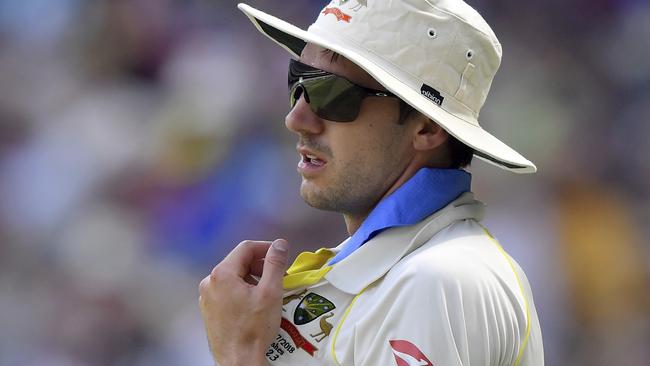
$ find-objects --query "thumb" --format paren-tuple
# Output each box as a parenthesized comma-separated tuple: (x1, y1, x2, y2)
(259, 239, 289, 291)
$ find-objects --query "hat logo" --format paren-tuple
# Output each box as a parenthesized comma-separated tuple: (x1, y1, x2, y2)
(322, 7, 352, 22)
(420, 84, 445, 106)
(322, 0, 367, 22)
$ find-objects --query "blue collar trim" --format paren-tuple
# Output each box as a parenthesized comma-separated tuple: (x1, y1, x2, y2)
(328, 168, 471, 265)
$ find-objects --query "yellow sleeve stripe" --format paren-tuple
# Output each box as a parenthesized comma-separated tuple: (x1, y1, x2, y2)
(482, 227, 531, 366)
(330, 286, 369, 366)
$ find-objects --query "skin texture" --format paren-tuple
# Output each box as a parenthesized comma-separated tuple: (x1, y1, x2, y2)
(199, 239, 289, 366)
(288, 44, 450, 234)
(199, 43, 450, 365)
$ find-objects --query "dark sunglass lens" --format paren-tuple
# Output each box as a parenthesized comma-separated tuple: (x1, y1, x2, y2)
(289, 84, 311, 110)
(304, 77, 364, 122)
(289, 84, 302, 108)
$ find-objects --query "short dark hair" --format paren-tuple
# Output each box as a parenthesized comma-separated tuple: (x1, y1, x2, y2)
(398, 101, 473, 169)
(446, 130, 474, 168)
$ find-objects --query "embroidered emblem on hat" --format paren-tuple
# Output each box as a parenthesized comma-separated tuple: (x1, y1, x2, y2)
(294, 292, 336, 325)
(322, 7, 352, 22)
(389, 340, 434, 366)
(420, 84, 444, 106)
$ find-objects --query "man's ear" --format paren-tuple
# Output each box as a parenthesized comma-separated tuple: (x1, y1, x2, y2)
(412, 117, 449, 151)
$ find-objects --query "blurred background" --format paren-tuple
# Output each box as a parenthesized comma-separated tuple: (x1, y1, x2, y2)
(0, 0, 648, 365)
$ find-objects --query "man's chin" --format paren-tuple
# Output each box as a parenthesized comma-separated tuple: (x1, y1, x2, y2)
(299, 182, 336, 212)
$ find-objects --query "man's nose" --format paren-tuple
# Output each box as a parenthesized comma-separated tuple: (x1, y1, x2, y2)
(285, 89, 324, 135)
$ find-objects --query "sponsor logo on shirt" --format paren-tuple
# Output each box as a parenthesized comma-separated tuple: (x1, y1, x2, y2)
(389, 339, 434, 366)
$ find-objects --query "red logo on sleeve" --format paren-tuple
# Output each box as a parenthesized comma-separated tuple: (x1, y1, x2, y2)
(389, 340, 434, 366)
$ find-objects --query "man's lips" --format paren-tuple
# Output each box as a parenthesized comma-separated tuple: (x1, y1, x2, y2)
(297, 146, 328, 166)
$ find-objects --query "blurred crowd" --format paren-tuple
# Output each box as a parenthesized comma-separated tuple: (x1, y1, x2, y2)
(0, 0, 648, 365)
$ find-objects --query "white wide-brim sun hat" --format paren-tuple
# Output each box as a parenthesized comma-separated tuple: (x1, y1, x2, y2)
(238, 0, 536, 173)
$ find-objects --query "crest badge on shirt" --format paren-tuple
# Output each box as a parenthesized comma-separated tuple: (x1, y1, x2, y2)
(266, 289, 345, 363)
(294, 292, 336, 325)
(389, 339, 434, 366)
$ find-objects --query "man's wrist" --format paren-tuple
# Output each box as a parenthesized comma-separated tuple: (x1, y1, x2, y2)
(214, 344, 269, 366)
(216, 356, 268, 366)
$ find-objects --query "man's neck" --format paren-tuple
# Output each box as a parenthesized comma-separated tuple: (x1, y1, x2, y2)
(343, 214, 367, 236)
(344, 161, 425, 235)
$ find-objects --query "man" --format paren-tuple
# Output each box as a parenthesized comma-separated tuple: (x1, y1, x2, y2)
(199, 0, 544, 365)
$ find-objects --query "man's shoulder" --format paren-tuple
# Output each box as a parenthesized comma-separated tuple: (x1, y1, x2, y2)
(371, 218, 531, 327)
(345, 219, 542, 366)
(385, 219, 505, 289)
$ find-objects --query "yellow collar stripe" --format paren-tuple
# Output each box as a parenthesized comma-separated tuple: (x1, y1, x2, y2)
(283, 248, 336, 290)
(283, 266, 333, 290)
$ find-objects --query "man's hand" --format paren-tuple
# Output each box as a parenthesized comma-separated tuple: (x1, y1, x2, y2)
(199, 239, 289, 366)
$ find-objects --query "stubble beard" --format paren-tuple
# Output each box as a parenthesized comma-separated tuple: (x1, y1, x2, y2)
(299, 156, 396, 217)
(300, 176, 372, 216)
(298, 123, 408, 216)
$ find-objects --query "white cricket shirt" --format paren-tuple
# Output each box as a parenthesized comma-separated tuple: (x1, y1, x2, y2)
(265, 193, 544, 365)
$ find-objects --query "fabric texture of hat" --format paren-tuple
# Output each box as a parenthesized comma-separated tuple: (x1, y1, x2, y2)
(238, 0, 537, 173)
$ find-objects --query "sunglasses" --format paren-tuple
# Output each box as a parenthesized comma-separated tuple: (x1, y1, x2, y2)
(288, 59, 398, 122)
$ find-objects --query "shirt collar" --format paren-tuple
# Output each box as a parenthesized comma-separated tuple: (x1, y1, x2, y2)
(328, 168, 471, 265)
(324, 192, 485, 294)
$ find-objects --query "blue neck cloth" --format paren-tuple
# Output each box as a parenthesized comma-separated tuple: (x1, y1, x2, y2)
(328, 167, 471, 265)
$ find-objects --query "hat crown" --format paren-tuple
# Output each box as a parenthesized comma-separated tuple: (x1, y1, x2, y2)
(310, 0, 502, 122)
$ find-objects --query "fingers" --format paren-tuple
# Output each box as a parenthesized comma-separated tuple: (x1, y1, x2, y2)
(258, 239, 289, 292)
(206, 239, 289, 294)
(220, 240, 273, 279)
(249, 258, 265, 278)
(198, 240, 291, 365)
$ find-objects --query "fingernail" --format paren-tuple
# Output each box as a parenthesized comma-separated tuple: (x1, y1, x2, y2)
(272, 239, 288, 252)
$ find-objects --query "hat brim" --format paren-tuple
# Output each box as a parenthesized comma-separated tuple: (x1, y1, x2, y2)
(238, 3, 537, 174)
